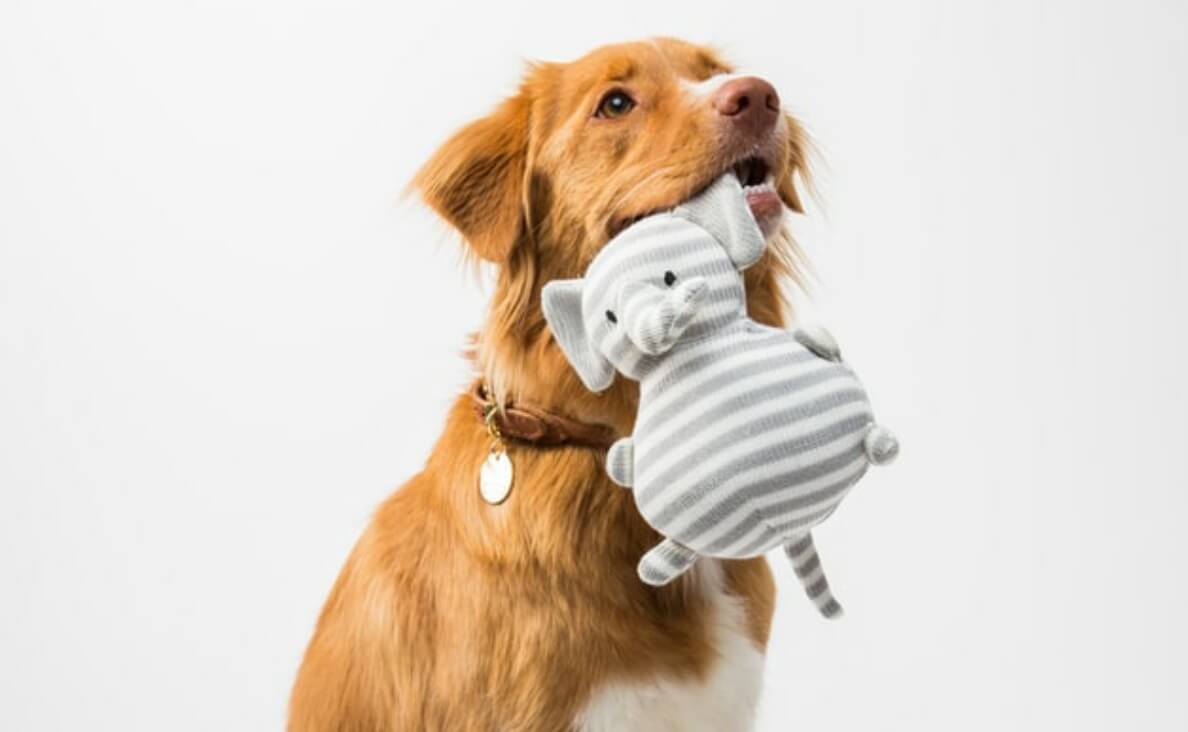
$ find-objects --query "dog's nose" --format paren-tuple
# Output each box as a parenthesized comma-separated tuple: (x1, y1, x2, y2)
(712, 76, 780, 137)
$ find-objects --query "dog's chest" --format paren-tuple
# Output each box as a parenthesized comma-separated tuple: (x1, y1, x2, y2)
(572, 562, 766, 732)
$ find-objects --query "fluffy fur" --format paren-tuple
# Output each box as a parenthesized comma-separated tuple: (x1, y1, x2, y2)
(289, 37, 811, 731)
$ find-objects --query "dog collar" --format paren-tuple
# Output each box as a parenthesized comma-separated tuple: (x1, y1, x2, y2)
(470, 382, 618, 451)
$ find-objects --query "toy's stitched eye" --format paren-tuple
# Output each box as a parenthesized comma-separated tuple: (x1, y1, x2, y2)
(606, 310, 618, 324)
(595, 90, 636, 119)
(664, 271, 677, 286)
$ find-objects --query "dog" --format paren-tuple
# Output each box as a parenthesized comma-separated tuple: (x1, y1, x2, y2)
(289, 37, 811, 732)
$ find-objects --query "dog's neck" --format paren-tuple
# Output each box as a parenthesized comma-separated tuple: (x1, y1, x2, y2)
(477, 315, 639, 437)
(469, 236, 636, 435)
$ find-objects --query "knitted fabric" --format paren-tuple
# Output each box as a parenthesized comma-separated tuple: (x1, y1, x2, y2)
(542, 175, 897, 618)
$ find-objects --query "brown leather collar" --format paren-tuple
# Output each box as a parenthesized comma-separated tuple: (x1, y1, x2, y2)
(471, 382, 618, 450)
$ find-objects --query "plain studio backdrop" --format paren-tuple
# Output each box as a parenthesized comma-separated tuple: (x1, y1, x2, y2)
(2, 1, 1186, 729)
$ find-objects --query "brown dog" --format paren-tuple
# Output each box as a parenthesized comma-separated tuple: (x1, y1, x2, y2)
(289, 37, 811, 732)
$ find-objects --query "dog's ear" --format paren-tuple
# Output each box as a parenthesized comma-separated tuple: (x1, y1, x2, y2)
(541, 279, 615, 393)
(776, 114, 810, 214)
(413, 93, 531, 262)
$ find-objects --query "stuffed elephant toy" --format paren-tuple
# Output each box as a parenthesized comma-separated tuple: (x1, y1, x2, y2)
(541, 174, 898, 618)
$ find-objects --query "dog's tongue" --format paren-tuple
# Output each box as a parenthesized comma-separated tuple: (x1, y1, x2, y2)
(745, 187, 783, 223)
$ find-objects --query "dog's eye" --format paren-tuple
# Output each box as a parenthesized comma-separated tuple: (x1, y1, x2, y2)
(595, 90, 636, 119)
(606, 310, 618, 324)
(664, 271, 677, 287)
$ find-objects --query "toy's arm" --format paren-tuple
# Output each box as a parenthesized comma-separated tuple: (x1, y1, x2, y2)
(793, 325, 842, 362)
(606, 437, 634, 487)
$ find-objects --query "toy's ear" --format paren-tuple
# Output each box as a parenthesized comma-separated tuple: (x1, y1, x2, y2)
(541, 279, 615, 392)
(673, 174, 767, 270)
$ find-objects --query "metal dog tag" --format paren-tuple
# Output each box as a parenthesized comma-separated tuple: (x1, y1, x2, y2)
(479, 448, 513, 505)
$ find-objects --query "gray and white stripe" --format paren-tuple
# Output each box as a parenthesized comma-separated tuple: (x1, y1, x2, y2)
(541, 174, 898, 619)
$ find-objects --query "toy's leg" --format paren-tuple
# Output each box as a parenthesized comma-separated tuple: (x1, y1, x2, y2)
(606, 437, 634, 488)
(864, 425, 900, 466)
(793, 325, 843, 362)
(784, 533, 844, 619)
(637, 538, 699, 586)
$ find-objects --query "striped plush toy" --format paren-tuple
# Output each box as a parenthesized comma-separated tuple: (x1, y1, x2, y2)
(542, 174, 898, 619)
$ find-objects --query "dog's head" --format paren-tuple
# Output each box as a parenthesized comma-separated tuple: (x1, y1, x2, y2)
(413, 38, 810, 413)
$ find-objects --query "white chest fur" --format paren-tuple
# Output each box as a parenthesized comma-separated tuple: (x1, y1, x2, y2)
(573, 561, 767, 732)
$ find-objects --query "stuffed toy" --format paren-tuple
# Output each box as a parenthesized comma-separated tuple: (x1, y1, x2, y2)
(541, 174, 898, 619)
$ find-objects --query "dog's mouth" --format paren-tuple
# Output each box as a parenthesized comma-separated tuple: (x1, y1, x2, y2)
(609, 153, 783, 238)
(732, 155, 770, 187)
(730, 155, 782, 229)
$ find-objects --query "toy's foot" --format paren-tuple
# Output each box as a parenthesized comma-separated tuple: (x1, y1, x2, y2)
(793, 325, 843, 362)
(864, 425, 900, 466)
(637, 539, 698, 586)
(606, 437, 634, 487)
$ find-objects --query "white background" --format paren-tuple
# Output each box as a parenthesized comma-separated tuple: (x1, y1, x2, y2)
(2, 1, 1186, 730)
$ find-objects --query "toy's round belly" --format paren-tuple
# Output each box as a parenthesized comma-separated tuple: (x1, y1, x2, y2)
(632, 348, 875, 558)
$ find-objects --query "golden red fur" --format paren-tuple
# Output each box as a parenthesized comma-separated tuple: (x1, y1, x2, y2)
(289, 37, 810, 731)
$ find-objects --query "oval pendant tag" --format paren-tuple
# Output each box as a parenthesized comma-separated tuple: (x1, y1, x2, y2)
(479, 449, 513, 505)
